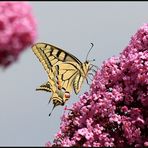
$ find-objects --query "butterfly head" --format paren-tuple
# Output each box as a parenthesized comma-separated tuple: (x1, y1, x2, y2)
(82, 59, 95, 76)
(82, 59, 98, 86)
(83, 60, 90, 72)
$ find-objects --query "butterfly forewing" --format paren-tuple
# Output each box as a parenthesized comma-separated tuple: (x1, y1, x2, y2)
(32, 43, 82, 75)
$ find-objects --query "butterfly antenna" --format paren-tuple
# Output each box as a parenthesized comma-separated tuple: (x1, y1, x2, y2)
(86, 43, 94, 61)
(49, 104, 56, 117)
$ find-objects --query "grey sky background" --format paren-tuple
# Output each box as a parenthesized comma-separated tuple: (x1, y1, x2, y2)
(0, 2, 148, 146)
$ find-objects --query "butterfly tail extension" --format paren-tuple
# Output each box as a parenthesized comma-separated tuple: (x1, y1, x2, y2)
(49, 91, 65, 116)
(48, 91, 63, 116)
(49, 104, 56, 116)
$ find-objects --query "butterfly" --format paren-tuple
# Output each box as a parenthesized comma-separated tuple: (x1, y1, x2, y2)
(32, 43, 97, 116)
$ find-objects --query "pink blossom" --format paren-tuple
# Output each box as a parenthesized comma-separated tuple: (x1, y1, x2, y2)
(45, 141, 51, 147)
(0, 2, 37, 68)
(144, 142, 148, 147)
(48, 23, 148, 147)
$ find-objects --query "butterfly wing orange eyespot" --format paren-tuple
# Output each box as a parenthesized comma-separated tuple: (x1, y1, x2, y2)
(65, 92, 70, 98)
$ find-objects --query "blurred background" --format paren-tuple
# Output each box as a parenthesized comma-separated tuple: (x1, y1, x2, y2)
(0, 1, 148, 146)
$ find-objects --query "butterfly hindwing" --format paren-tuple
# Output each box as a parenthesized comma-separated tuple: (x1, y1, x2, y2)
(55, 62, 80, 93)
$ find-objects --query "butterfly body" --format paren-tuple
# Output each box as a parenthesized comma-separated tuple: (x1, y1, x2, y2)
(32, 43, 94, 110)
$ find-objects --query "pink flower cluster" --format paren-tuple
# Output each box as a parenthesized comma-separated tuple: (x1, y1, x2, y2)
(0, 2, 37, 68)
(47, 23, 148, 147)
